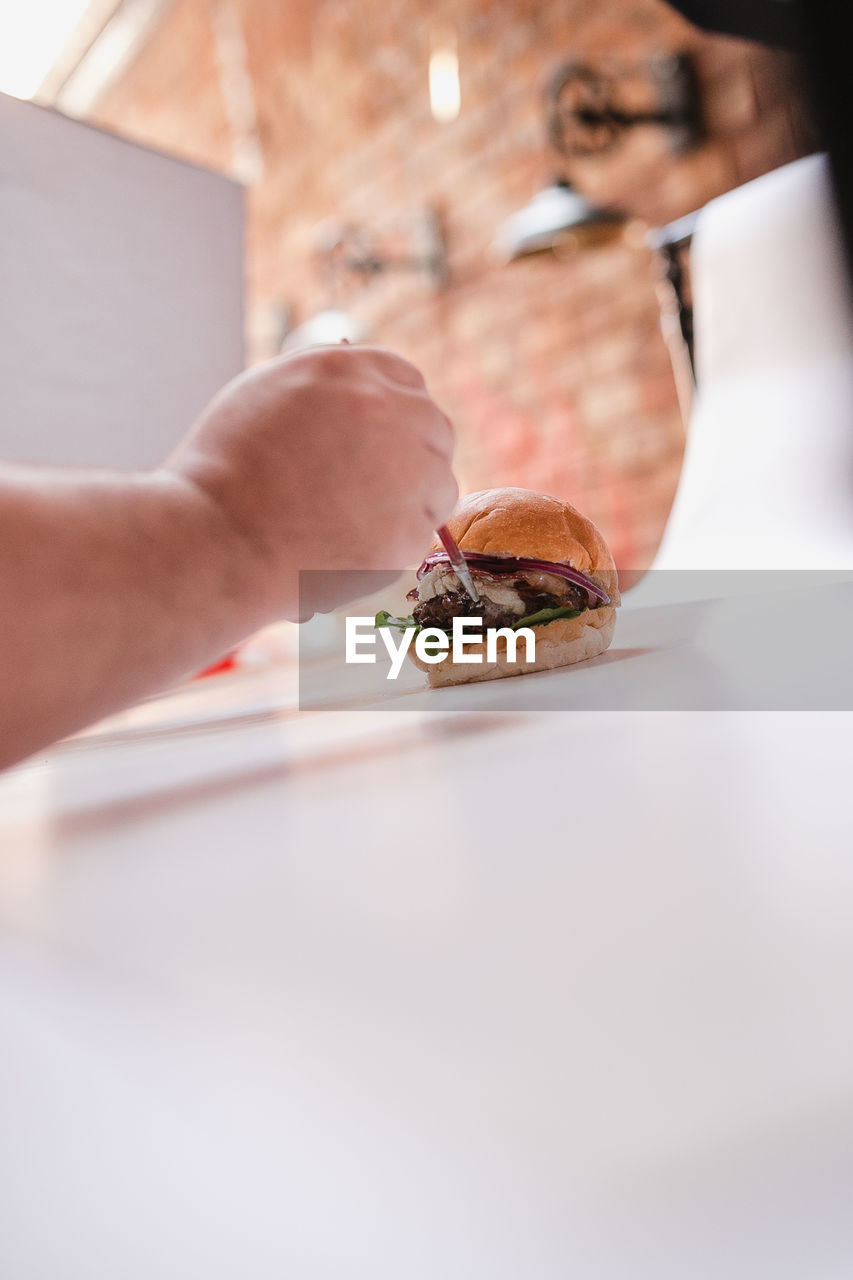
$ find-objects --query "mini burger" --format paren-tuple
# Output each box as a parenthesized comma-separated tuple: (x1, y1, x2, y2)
(376, 487, 620, 687)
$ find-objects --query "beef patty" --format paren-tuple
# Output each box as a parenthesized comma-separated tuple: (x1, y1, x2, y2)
(412, 577, 591, 631)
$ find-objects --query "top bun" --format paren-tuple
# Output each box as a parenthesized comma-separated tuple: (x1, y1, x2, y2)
(434, 487, 618, 593)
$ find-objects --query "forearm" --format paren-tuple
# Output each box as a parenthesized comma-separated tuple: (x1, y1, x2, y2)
(0, 345, 458, 769)
(0, 465, 276, 769)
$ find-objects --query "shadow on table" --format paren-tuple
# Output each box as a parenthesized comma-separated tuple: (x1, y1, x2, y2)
(45, 711, 532, 845)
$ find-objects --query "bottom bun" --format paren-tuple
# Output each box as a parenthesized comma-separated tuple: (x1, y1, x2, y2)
(410, 606, 616, 688)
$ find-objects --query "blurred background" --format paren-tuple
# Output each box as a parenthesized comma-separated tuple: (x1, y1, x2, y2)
(1, 0, 819, 570)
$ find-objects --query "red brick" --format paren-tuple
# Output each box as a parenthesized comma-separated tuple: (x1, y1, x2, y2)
(92, 0, 815, 573)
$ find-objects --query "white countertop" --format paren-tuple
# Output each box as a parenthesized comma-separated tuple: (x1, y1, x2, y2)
(2, 583, 852, 1279)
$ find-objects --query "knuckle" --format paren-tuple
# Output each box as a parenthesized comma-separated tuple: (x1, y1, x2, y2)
(375, 349, 427, 388)
(303, 345, 350, 378)
(353, 383, 387, 416)
(419, 470, 458, 526)
(402, 361, 427, 388)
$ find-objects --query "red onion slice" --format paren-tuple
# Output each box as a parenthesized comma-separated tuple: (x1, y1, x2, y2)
(417, 550, 610, 605)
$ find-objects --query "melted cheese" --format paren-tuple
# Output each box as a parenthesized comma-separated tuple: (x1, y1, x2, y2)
(416, 566, 539, 615)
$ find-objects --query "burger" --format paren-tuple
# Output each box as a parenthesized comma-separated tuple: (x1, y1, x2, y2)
(376, 487, 620, 687)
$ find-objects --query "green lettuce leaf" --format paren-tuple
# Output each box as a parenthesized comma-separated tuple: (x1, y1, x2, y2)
(374, 610, 417, 631)
(513, 606, 583, 629)
(375, 605, 583, 638)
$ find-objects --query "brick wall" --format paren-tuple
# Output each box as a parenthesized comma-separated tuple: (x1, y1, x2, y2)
(92, 0, 817, 569)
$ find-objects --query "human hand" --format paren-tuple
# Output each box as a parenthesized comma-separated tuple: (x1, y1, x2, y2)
(166, 344, 458, 622)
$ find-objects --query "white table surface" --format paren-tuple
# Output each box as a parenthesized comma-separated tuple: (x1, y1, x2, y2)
(2, 585, 853, 1279)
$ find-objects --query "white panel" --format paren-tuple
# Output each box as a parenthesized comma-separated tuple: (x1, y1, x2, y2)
(0, 92, 243, 469)
(641, 154, 853, 583)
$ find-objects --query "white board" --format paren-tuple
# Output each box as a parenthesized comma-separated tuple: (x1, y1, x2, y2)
(0, 92, 243, 469)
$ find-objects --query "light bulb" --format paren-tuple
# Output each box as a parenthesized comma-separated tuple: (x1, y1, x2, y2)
(429, 47, 460, 124)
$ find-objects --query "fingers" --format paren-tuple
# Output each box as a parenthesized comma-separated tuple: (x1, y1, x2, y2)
(374, 445, 457, 568)
(419, 404, 455, 458)
(426, 469, 459, 528)
(359, 346, 428, 390)
(391, 376, 454, 457)
(417, 449, 459, 529)
(407, 407, 454, 462)
(279, 344, 454, 457)
(300, 568, 402, 616)
(283, 342, 426, 389)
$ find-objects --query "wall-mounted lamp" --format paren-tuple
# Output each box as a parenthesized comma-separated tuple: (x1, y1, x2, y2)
(494, 50, 704, 434)
(495, 51, 702, 261)
(494, 179, 624, 261)
(282, 208, 449, 353)
(546, 53, 702, 159)
(314, 208, 449, 289)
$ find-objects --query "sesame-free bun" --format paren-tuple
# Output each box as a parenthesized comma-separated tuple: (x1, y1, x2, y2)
(433, 487, 619, 597)
(411, 603, 617, 687)
(417, 487, 619, 687)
